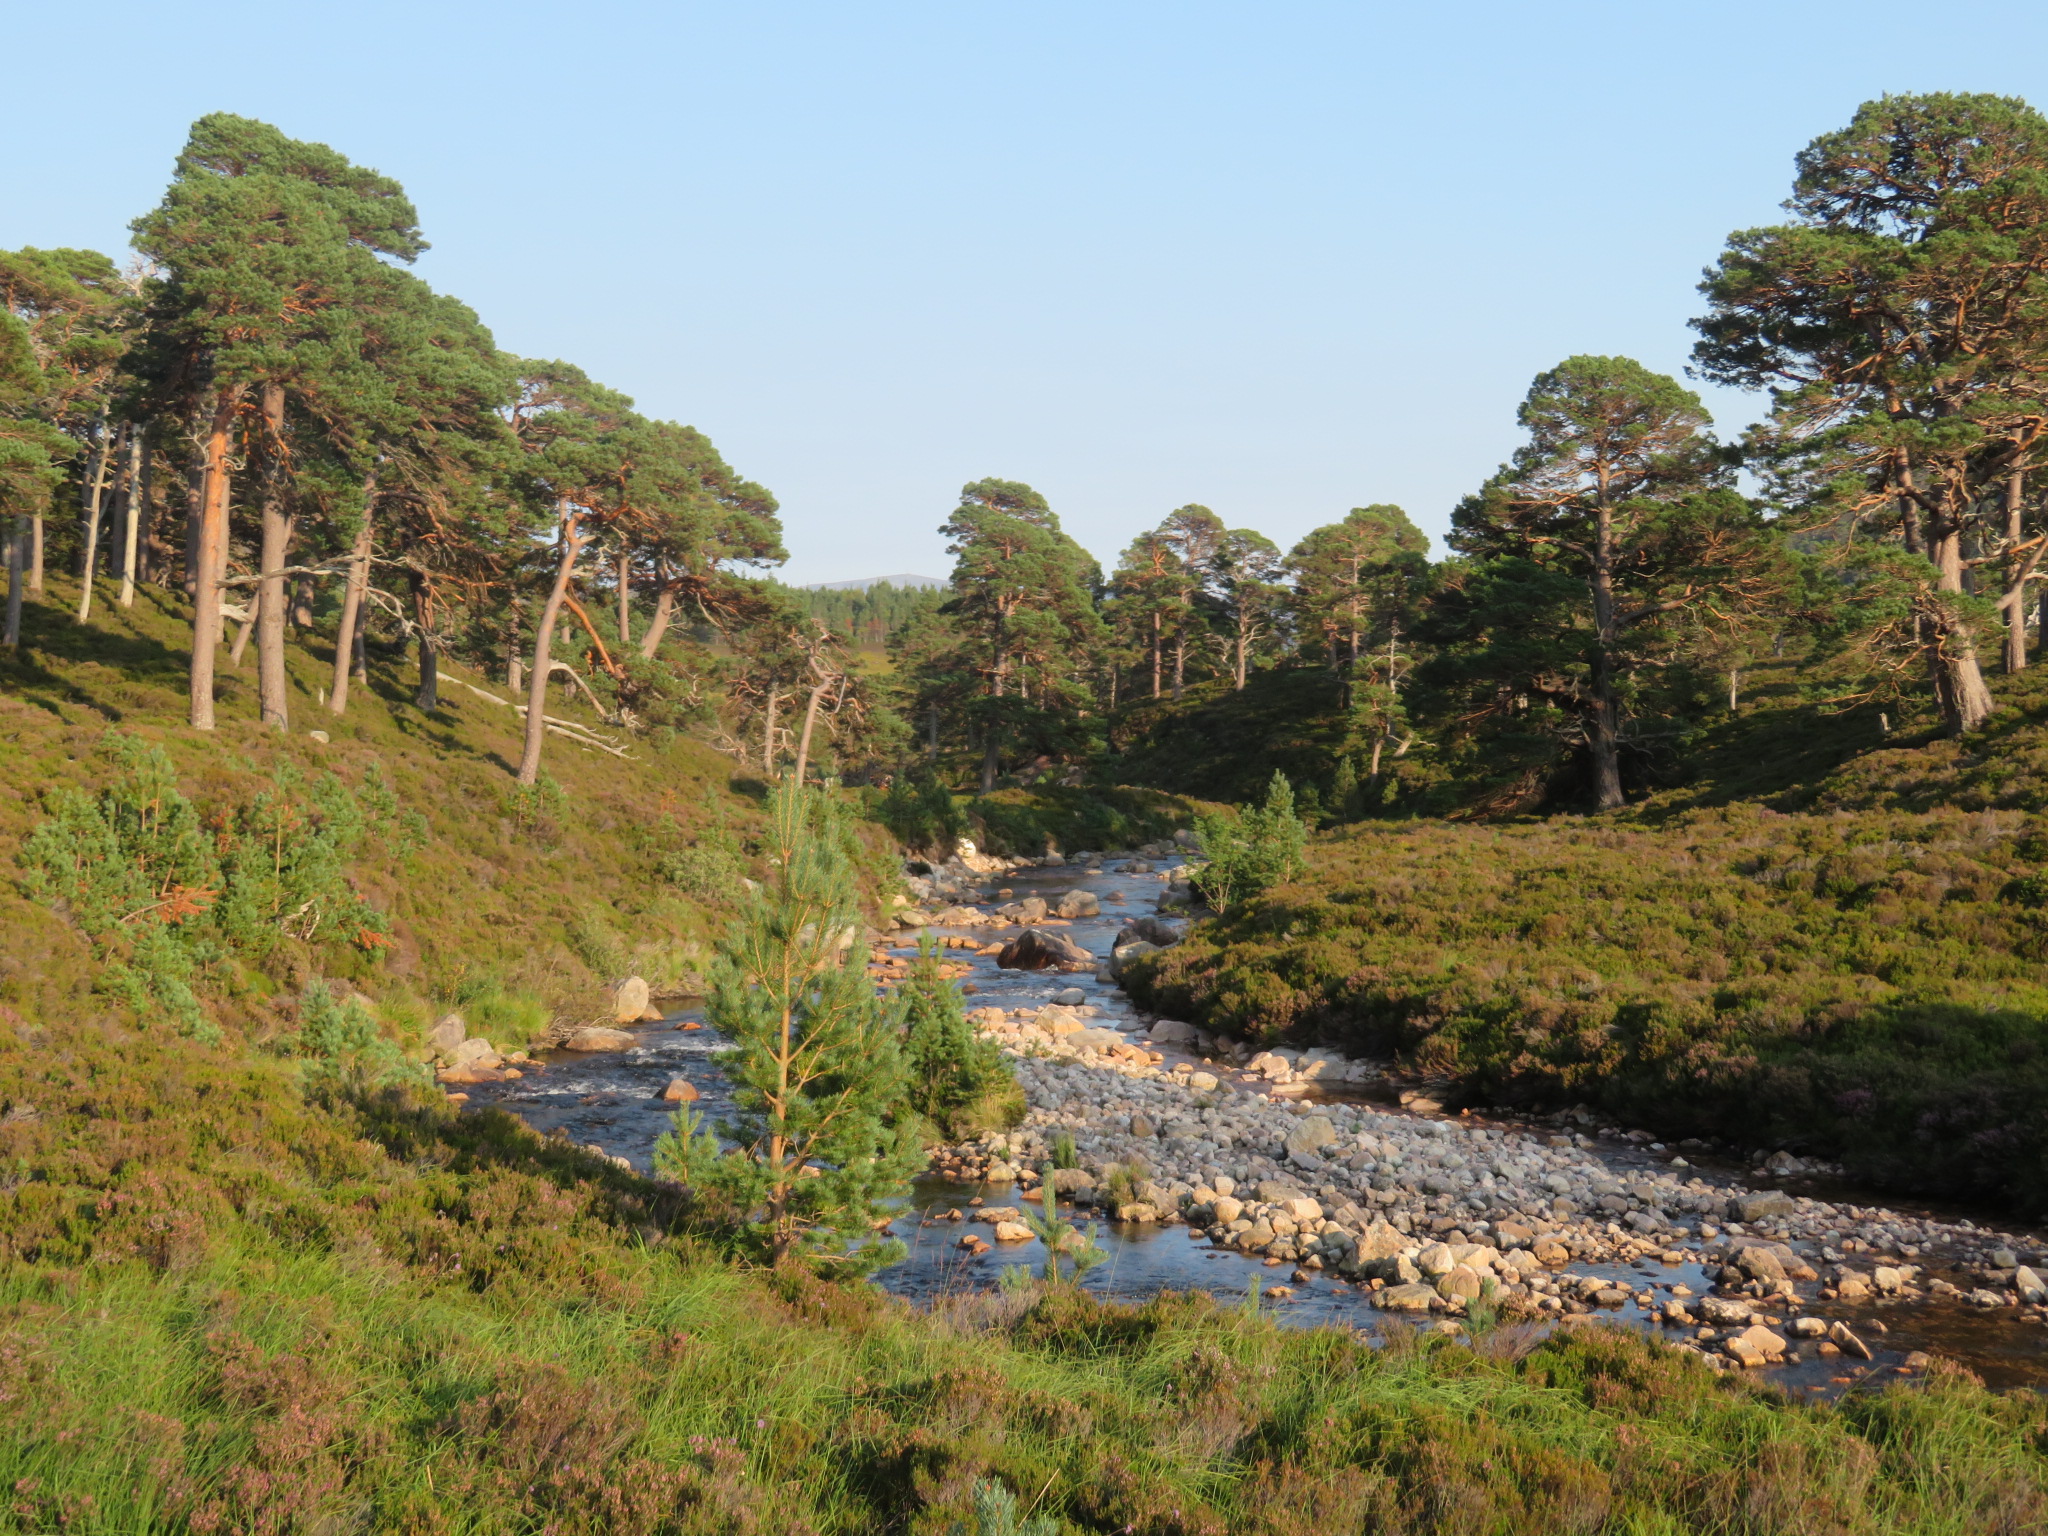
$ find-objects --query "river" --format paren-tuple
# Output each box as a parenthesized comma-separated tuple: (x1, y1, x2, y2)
(454, 851, 2048, 1397)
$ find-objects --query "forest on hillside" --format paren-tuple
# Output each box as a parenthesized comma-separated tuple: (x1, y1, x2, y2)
(12, 97, 2048, 830)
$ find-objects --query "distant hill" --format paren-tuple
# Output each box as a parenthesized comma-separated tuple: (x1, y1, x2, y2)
(806, 574, 947, 591)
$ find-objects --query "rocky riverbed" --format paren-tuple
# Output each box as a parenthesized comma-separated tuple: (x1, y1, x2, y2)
(457, 837, 2048, 1391)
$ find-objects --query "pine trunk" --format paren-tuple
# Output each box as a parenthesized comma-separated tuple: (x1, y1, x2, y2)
(615, 547, 631, 647)
(27, 516, 42, 593)
(1587, 488, 1625, 811)
(118, 426, 145, 609)
(189, 389, 241, 731)
(74, 414, 112, 621)
(517, 507, 582, 785)
(412, 572, 439, 711)
(255, 385, 293, 731)
(638, 584, 675, 659)
(1928, 525, 1996, 734)
(3, 518, 24, 648)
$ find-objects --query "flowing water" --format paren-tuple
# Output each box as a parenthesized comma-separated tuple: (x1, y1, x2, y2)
(456, 858, 2048, 1396)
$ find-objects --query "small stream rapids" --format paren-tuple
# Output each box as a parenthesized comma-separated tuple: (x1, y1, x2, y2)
(457, 852, 2048, 1397)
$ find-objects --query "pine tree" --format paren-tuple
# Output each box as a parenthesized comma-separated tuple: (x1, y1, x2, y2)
(899, 942, 1023, 1139)
(654, 782, 918, 1271)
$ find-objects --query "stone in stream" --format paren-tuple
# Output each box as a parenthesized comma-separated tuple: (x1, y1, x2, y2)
(1146, 1018, 1199, 1045)
(610, 976, 654, 1023)
(659, 1076, 699, 1102)
(1112, 917, 1182, 949)
(1375, 1283, 1439, 1313)
(998, 929, 1093, 970)
(1284, 1114, 1338, 1165)
(448, 1037, 500, 1068)
(2015, 1265, 2047, 1304)
(1051, 987, 1087, 1006)
(1828, 1320, 1874, 1360)
(1055, 890, 1100, 918)
(995, 896, 1049, 923)
(1108, 941, 1160, 978)
(1729, 1190, 1795, 1223)
(1723, 1325, 1787, 1368)
(563, 1026, 636, 1051)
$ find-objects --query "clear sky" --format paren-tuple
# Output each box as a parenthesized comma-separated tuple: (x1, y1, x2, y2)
(9, 1, 2048, 583)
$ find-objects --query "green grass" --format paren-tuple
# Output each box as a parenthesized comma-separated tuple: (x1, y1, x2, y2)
(0, 1008, 2041, 1534)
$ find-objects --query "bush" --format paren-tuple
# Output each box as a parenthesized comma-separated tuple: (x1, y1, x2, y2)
(1190, 771, 1308, 912)
(899, 943, 1025, 1139)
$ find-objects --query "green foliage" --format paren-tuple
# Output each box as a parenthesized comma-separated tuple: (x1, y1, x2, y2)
(948, 1479, 1058, 1536)
(1049, 1131, 1078, 1170)
(295, 978, 423, 1090)
(564, 905, 628, 979)
(1023, 1172, 1107, 1283)
(962, 782, 1198, 857)
(18, 733, 393, 1039)
(656, 802, 749, 901)
(1190, 770, 1308, 913)
(899, 942, 1024, 1139)
(871, 772, 966, 854)
(1131, 795, 2048, 1213)
(653, 782, 918, 1270)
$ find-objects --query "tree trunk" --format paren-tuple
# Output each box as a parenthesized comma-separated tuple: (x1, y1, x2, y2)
(118, 424, 145, 609)
(615, 546, 631, 648)
(290, 572, 315, 629)
(762, 689, 780, 775)
(74, 414, 113, 621)
(1149, 611, 1161, 698)
(2001, 467, 2031, 674)
(1234, 618, 1249, 689)
(793, 678, 833, 785)
(638, 584, 675, 659)
(1728, 669, 1741, 711)
(517, 505, 583, 785)
(1927, 522, 1996, 733)
(1586, 486, 1625, 811)
(1172, 634, 1185, 699)
(255, 384, 293, 731)
(190, 388, 241, 731)
(328, 487, 374, 716)
(3, 517, 24, 648)
(183, 432, 206, 598)
(411, 571, 439, 711)
(505, 598, 524, 692)
(27, 515, 42, 594)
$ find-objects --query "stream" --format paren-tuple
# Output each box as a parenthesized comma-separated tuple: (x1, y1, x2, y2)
(456, 853, 2048, 1397)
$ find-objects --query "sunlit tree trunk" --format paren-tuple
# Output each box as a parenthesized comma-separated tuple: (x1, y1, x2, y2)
(255, 384, 294, 731)
(190, 388, 242, 731)
(74, 413, 113, 622)
(328, 478, 375, 716)
(117, 426, 145, 609)
(517, 502, 583, 785)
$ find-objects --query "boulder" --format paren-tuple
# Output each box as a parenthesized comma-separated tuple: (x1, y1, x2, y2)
(932, 905, 990, 926)
(1437, 1265, 1485, 1301)
(563, 1026, 636, 1052)
(1375, 1283, 1439, 1313)
(2014, 1265, 2047, 1304)
(1416, 1242, 1456, 1278)
(449, 1037, 500, 1068)
(1051, 1167, 1096, 1194)
(1033, 1006, 1086, 1035)
(1113, 917, 1182, 949)
(428, 1013, 466, 1055)
(1055, 890, 1100, 919)
(659, 1076, 699, 1102)
(611, 976, 652, 1024)
(1051, 987, 1087, 1006)
(1147, 1018, 1199, 1046)
(1731, 1245, 1788, 1283)
(1356, 1219, 1410, 1262)
(436, 1064, 505, 1085)
(1069, 1027, 1125, 1051)
(1723, 1325, 1787, 1368)
(1828, 1321, 1873, 1360)
(999, 929, 1094, 970)
(1128, 1112, 1156, 1138)
(992, 1221, 1033, 1243)
(1729, 1190, 1796, 1223)
(1698, 1296, 1754, 1326)
(995, 897, 1049, 924)
(1210, 1195, 1245, 1226)
(1283, 1115, 1338, 1166)
(1188, 1071, 1219, 1091)
(969, 1007, 1010, 1030)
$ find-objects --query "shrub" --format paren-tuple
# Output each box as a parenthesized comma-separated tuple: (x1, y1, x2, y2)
(899, 942, 1025, 1139)
(1190, 771, 1308, 913)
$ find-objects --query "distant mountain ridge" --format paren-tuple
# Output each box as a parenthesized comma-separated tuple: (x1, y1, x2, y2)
(805, 573, 947, 591)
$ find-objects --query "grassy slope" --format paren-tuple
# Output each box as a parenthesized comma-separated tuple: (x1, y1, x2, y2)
(1125, 661, 2048, 1214)
(0, 580, 2043, 1529)
(0, 575, 773, 1040)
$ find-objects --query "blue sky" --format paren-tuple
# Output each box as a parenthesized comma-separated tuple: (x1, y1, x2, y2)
(9, 2, 2048, 582)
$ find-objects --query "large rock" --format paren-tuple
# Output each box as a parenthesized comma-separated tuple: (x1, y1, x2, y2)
(2015, 1265, 2047, 1304)
(1722, 1325, 1787, 1368)
(998, 929, 1093, 970)
(1283, 1114, 1339, 1166)
(1375, 1283, 1439, 1313)
(449, 1037, 500, 1068)
(1210, 1196, 1244, 1226)
(659, 1076, 700, 1102)
(1356, 1219, 1409, 1262)
(1730, 1245, 1787, 1283)
(611, 976, 652, 1023)
(995, 897, 1049, 924)
(1051, 1167, 1096, 1194)
(1055, 890, 1100, 919)
(932, 905, 991, 926)
(1698, 1296, 1754, 1326)
(1069, 1027, 1126, 1051)
(563, 1026, 636, 1051)
(436, 1064, 506, 1085)
(1729, 1190, 1796, 1223)
(1146, 1018, 1199, 1046)
(1113, 917, 1182, 950)
(428, 1013, 467, 1055)
(1033, 1005, 1086, 1035)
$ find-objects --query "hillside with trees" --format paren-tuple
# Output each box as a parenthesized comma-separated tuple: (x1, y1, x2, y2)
(3, 98, 2048, 1530)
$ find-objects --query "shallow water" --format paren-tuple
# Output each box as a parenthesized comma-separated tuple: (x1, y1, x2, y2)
(458, 856, 2048, 1396)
